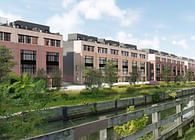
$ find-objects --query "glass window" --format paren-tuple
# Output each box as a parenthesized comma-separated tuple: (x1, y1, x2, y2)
(21, 50, 36, 61)
(4, 32, 11, 41)
(122, 51, 129, 56)
(98, 47, 107, 54)
(46, 52, 59, 62)
(83, 45, 94, 52)
(56, 40, 60, 47)
(85, 56, 93, 68)
(110, 49, 119, 55)
(0, 32, 3, 40)
(18, 34, 25, 43)
(131, 52, 137, 58)
(140, 54, 146, 59)
(122, 60, 128, 74)
(156, 57, 160, 61)
(51, 39, 55, 46)
(26, 36, 31, 44)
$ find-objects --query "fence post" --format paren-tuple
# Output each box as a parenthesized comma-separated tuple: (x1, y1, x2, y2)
(99, 116, 107, 140)
(176, 99, 183, 137)
(152, 104, 161, 139)
(190, 95, 195, 126)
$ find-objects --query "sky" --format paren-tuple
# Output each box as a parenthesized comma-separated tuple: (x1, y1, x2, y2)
(0, 0, 195, 59)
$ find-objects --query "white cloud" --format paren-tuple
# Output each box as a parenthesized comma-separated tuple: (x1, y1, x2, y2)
(0, 10, 22, 22)
(47, 0, 141, 39)
(74, 0, 140, 26)
(47, 10, 83, 39)
(115, 31, 160, 50)
(161, 37, 167, 41)
(62, 0, 76, 8)
(140, 37, 160, 50)
(190, 36, 195, 40)
(172, 39, 189, 49)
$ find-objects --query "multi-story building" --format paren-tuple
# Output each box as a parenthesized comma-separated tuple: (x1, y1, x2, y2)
(0, 20, 63, 86)
(143, 49, 195, 81)
(63, 33, 148, 84)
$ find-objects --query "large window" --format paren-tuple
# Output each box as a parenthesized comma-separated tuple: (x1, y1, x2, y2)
(26, 36, 31, 44)
(131, 52, 137, 58)
(21, 50, 36, 61)
(98, 47, 107, 54)
(156, 57, 160, 61)
(140, 54, 146, 59)
(122, 51, 129, 56)
(18, 34, 25, 43)
(0, 32, 3, 40)
(140, 62, 145, 74)
(122, 60, 128, 74)
(85, 56, 93, 68)
(46, 52, 59, 74)
(112, 58, 118, 68)
(4, 32, 11, 41)
(110, 49, 119, 55)
(83, 45, 94, 52)
(51, 39, 55, 46)
(56, 40, 60, 47)
(99, 57, 107, 71)
(162, 58, 166, 62)
(20, 50, 36, 74)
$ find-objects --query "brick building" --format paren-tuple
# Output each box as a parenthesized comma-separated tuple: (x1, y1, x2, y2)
(63, 33, 148, 84)
(0, 20, 63, 86)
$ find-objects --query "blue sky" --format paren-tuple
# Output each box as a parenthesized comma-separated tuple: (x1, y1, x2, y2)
(0, 0, 195, 59)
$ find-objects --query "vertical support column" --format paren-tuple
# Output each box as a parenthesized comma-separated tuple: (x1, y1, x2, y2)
(99, 116, 107, 140)
(190, 96, 195, 125)
(152, 104, 161, 139)
(176, 100, 183, 137)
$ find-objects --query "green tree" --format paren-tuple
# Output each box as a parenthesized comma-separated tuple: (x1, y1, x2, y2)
(0, 73, 51, 139)
(103, 60, 119, 87)
(36, 68, 49, 87)
(0, 45, 16, 83)
(84, 68, 102, 91)
(161, 66, 172, 85)
(185, 69, 194, 82)
(129, 66, 141, 85)
(51, 69, 62, 90)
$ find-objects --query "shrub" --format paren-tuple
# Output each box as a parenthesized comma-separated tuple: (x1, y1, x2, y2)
(126, 87, 136, 94)
(80, 89, 92, 95)
(169, 92, 177, 98)
(152, 91, 163, 103)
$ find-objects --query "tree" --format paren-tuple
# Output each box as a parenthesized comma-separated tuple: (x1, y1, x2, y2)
(36, 69, 49, 87)
(51, 69, 62, 90)
(129, 66, 141, 85)
(185, 69, 194, 82)
(161, 66, 172, 85)
(103, 60, 119, 87)
(84, 68, 102, 91)
(0, 73, 51, 139)
(0, 45, 16, 83)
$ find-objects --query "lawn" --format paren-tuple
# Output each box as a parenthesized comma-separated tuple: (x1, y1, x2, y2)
(180, 127, 195, 140)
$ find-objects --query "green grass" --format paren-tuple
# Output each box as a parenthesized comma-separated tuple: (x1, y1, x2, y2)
(180, 127, 195, 140)
(6, 82, 195, 114)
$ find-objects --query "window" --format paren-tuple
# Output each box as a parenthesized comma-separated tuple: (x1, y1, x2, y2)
(56, 40, 60, 47)
(0, 32, 3, 40)
(131, 52, 137, 58)
(46, 52, 59, 74)
(140, 54, 146, 59)
(4, 32, 11, 41)
(173, 66, 176, 76)
(172, 60, 176, 64)
(168, 59, 171, 63)
(18, 35, 24, 43)
(21, 64, 36, 74)
(32, 37, 38, 44)
(112, 58, 118, 68)
(177, 61, 180, 64)
(99, 57, 106, 71)
(26, 36, 31, 44)
(98, 47, 107, 54)
(110, 49, 119, 55)
(156, 57, 160, 61)
(85, 56, 93, 68)
(44, 38, 50, 46)
(156, 64, 160, 74)
(51, 39, 55, 46)
(122, 51, 129, 56)
(83, 45, 94, 52)
(46, 52, 59, 62)
(21, 50, 36, 61)
(122, 60, 128, 74)
(20, 50, 36, 75)
(132, 61, 137, 67)
(162, 58, 166, 62)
